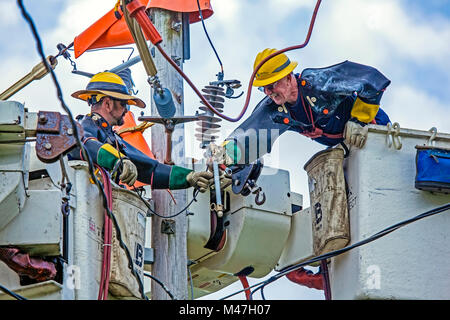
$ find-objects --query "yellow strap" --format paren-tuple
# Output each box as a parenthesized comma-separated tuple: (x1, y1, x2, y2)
(351, 97, 379, 123)
(89, 168, 100, 184)
(117, 121, 155, 135)
(101, 143, 125, 159)
(114, 0, 120, 13)
(222, 140, 231, 147)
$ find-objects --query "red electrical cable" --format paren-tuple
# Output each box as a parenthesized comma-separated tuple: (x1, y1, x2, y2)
(238, 275, 252, 300)
(320, 260, 332, 300)
(97, 166, 113, 300)
(128, 0, 322, 122)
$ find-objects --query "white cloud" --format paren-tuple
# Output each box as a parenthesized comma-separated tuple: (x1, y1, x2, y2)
(210, 0, 240, 24)
(0, 1, 19, 27)
(265, 0, 316, 21)
(383, 84, 450, 133)
(303, 0, 450, 69)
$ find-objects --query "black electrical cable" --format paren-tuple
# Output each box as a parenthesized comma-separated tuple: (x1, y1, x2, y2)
(112, 138, 201, 220)
(17, 0, 148, 300)
(249, 201, 450, 299)
(196, 0, 223, 75)
(187, 265, 194, 300)
(0, 283, 27, 300)
(134, 186, 200, 219)
(144, 272, 175, 300)
(260, 285, 266, 300)
(220, 202, 450, 300)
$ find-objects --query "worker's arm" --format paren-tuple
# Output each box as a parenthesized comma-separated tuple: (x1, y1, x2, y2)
(83, 137, 213, 191)
(223, 96, 288, 165)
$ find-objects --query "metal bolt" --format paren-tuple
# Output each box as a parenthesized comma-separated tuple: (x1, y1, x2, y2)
(171, 55, 182, 66)
(234, 179, 240, 186)
(39, 114, 47, 124)
(161, 219, 175, 234)
(67, 128, 73, 135)
(43, 142, 52, 150)
(171, 21, 182, 32)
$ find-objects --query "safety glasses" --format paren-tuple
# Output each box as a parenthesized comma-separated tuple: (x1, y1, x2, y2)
(114, 99, 130, 111)
(258, 79, 281, 92)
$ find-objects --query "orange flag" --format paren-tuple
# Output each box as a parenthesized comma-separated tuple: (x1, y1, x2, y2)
(73, 0, 213, 59)
(114, 111, 155, 188)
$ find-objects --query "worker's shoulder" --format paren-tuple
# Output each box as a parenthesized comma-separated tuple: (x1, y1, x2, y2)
(300, 60, 390, 93)
(300, 60, 387, 80)
(75, 113, 104, 138)
(251, 95, 277, 114)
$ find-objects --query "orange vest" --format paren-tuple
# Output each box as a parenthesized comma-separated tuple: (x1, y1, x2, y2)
(114, 111, 155, 188)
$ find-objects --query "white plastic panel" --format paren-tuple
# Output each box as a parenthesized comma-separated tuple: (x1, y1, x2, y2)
(0, 190, 62, 256)
(0, 280, 64, 300)
(192, 167, 293, 278)
(276, 206, 315, 271)
(0, 142, 29, 230)
(330, 125, 450, 300)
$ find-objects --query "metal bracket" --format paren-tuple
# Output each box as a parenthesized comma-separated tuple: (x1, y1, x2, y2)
(144, 247, 154, 265)
(386, 122, 402, 150)
(138, 115, 199, 165)
(161, 219, 176, 234)
(209, 79, 244, 99)
(35, 111, 83, 163)
(427, 127, 437, 146)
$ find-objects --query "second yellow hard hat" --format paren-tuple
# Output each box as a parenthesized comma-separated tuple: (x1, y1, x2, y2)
(253, 48, 298, 87)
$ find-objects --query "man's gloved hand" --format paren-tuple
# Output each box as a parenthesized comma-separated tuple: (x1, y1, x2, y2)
(186, 170, 214, 193)
(344, 119, 369, 148)
(119, 158, 138, 186)
(210, 170, 232, 190)
(206, 142, 234, 166)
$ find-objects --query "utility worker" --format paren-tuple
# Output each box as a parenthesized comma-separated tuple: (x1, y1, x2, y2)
(208, 48, 392, 165)
(207, 50, 392, 292)
(70, 71, 213, 192)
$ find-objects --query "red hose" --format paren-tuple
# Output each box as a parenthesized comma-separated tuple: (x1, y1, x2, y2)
(129, 0, 322, 122)
(238, 275, 252, 300)
(97, 166, 113, 300)
(320, 260, 332, 300)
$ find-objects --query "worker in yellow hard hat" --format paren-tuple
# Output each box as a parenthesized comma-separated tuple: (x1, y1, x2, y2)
(69, 70, 214, 191)
(210, 48, 392, 165)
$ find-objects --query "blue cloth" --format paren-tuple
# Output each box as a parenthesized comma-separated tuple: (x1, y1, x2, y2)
(415, 146, 450, 193)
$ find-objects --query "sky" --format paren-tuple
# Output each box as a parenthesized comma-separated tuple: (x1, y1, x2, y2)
(1, 0, 449, 300)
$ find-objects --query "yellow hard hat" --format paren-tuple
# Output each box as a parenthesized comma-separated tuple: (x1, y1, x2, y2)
(71, 72, 146, 108)
(253, 48, 298, 87)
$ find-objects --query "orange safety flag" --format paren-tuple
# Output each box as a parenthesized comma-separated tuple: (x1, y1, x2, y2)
(114, 110, 155, 188)
(73, 0, 213, 59)
(74, 6, 133, 58)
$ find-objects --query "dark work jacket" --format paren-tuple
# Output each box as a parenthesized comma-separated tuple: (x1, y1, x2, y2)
(68, 113, 172, 188)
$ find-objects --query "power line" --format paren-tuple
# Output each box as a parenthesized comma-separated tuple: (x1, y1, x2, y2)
(144, 272, 175, 300)
(220, 202, 450, 300)
(196, 0, 223, 76)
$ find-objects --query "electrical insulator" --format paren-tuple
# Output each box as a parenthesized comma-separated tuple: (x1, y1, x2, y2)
(195, 85, 225, 149)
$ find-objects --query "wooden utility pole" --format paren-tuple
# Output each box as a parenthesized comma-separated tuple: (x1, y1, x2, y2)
(149, 8, 188, 300)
